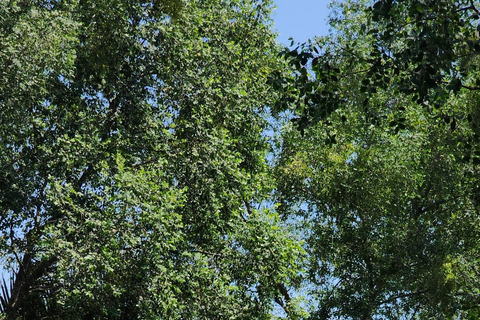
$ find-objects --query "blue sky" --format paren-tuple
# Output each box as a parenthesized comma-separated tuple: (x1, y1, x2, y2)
(272, 0, 332, 45)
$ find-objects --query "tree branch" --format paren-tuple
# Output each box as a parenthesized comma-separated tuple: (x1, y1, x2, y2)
(441, 80, 480, 91)
(4, 254, 57, 319)
(378, 289, 429, 306)
(470, 0, 480, 15)
(274, 282, 292, 315)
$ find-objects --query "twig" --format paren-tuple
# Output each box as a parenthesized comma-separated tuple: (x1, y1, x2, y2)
(378, 289, 429, 306)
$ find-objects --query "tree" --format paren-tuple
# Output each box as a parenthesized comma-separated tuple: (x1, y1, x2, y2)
(0, 0, 304, 319)
(273, 0, 480, 318)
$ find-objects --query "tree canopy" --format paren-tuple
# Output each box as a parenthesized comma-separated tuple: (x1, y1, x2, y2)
(273, 0, 480, 318)
(0, 0, 304, 319)
(3, 0, 480, 319)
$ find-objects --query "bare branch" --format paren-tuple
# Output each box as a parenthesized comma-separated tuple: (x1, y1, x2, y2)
(470, 0, 480, 15)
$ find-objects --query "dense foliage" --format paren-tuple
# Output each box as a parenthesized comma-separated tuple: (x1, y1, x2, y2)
(0, 0, 304, 319)
(273, 0, 480, 318)
(4, 0, 480, 319)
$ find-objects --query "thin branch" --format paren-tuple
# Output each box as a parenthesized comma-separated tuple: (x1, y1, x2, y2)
(338, 68, 372, 80)
(241, 199, 251, 222)
(75, 165, 94, 190)
(461, 84, 480, 90)
(457, 6, 475, 13)
(441, 80, 480, 91)
(9, 220, 22, 268)
(191, 249, 222, 258)
(378, 289, 429, 306)
(470, 0, 480, 15)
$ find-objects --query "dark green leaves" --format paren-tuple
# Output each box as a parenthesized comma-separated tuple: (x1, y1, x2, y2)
(272, 0, 480, 318)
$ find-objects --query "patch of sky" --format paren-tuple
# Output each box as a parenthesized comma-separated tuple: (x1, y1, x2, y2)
(272, 0, 332, 46)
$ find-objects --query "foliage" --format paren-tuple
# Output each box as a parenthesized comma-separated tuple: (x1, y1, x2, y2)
(272, 0, 480, 318)
(0, 0, 305, 319)
(7, 0, 480, 319)
(276, 0, 480, 130)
